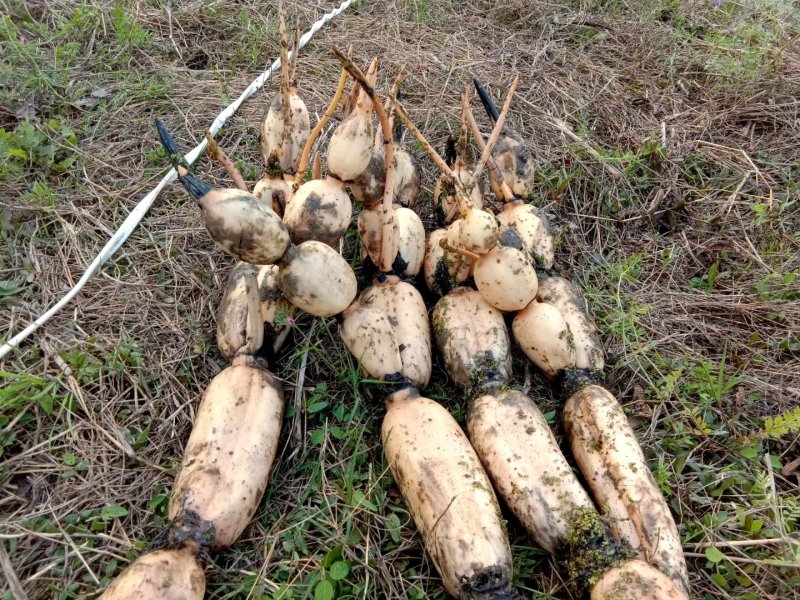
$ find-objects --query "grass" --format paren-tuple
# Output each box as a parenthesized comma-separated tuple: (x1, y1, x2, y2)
(1, 0, 799, 598)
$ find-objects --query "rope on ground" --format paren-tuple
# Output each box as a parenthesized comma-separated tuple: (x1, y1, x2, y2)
(0, 0, 354, 360)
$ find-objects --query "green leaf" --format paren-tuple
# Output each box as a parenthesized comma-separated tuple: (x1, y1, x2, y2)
(149, 495, 168, 509)
(310, 428, 326, 445)
(311, 382, 328, 397)
(272, 583, 294, 599)
(761, 528, 778, 538)
(60, 125, 77, 146)
(350, 489, 378, 511)
(707, 261, 719, 288)
(38, 392, 54, 414)
(293, 527, 308, 554)
(54, 155, 77, 173)
(16, 122, 39, 146)
(345, 528, 363, 545)
(738, 447, 758, 459)
(763, 406, 800, 438)
(36, 143, 55, 166)
(133, 428, 149, 449)
(710, 573, 729, 589)
(104, 559, 118, 577)
(386, 513, 401, 543)
(705, 546, 725, 563)
(100, 505, 128, 520)
(329, 561, 350, 581)
(0, 281, 23, 297)
(307, 401, 329, 414)
(322, 545, 343, 568)
(314, 580, 334, 600)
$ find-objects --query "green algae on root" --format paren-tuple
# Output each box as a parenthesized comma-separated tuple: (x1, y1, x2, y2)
(565, 507, 634, 593)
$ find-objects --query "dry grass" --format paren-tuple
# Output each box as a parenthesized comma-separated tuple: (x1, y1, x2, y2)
(1, 0, 799, 598)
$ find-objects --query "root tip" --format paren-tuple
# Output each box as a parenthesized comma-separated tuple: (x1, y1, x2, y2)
(473, 78, 500, 122)
(155, 118, 186, 168)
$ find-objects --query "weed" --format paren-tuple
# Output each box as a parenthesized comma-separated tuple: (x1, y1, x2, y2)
(761, 406, 800, 439)
(584, 253, 653, 362)
(0, 119, 77, 181)
(404, 0, 432, 24)
(0, 370, 65, 457)
(686, 349, 745, 406)
(699, 23, 780, 88)
(112, 6, 151, 50)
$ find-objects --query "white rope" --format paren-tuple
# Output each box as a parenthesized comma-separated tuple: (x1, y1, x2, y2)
(0, 0, 353, 360)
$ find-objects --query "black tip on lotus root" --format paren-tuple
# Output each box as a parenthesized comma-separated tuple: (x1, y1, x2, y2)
(458, 564, 516, 599)
(434, 267, 476, 299)
(155, 119, 212, 200)
(434, 199, 448, 228)
(392, 106, 404, 142)
(466, 352, 508, 400)
(558, 367, 606, 399)
(179, 171, 213, 201)
(149, 510, 216, 556)
(155, 118, 187, 168)
(498, 228, 524, 251)
(266, 151, 283, 179)
(358, 256, 380, 286)
(385, 372, 414, 389)
(391, 253, 410, 277)
(473, 78, 500, 123)
(254, 323, 279, 366)
(445, 136, 457, 168)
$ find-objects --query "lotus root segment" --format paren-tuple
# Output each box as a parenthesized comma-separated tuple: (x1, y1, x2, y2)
(169, 363, 284, 550)
(382, 388, 514, 598)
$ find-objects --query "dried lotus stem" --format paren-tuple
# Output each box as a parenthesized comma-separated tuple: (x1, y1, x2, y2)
(343, 57, 377, 118)
(463, 91, 513, 202)
(386, 68, 405, 112)
(293, 55, 350, 191)
(365, 57, 378, 88)
(458, 89, 471, 161)
(344, 76, 360, 117)
(391, 98, 471, 201)
(289, 18, 301, 86)
(205, 130, 247, 192)
(379, 69, 405, 150)
(312, 152, 321, 180)
(332, 46, 396, 272)
(472, 75, 518, 183)
(439, 237, 481, 262)
(279, 11, 293, 141)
